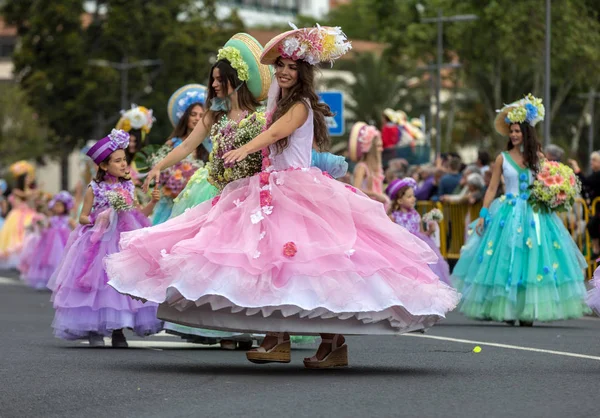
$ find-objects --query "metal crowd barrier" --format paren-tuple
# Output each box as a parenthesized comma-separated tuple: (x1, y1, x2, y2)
(417, 197, 596, 278)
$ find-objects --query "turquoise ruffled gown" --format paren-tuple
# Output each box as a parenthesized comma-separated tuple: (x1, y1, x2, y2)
(162, 150, 348, 345)
(451, 152, 589, 323)
(170, 168, 218, 218)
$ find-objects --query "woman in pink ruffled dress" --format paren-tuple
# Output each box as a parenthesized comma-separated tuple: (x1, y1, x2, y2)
(106, 25, 459, 368)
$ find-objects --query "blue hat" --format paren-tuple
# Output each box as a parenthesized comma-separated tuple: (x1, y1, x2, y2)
(167, 84, 207, 127)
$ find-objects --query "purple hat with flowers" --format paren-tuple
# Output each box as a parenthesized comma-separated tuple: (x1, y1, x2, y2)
(385, 177, 417, 201)
(86, 129, 130, 165)
(49, 190, 74, 211)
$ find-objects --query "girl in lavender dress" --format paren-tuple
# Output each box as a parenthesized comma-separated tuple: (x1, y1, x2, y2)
(48, 130, 163, 347)
(386, 177, 451, 285)
(23, 191, 76, 290)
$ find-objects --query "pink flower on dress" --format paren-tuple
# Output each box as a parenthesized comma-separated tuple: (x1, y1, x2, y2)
(283, 242, 297, 258)
(322, 171, 333, 179)
(345, 185, 357, 193)
(212, 196, 220, 206)
(261, 148, 270, 158)
(260, 190, 273, 207)
(259, 171, 270, 186)
(261, 157, 271, 171)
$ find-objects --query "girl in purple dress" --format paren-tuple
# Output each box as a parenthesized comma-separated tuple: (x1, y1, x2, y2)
(48, 129, 163, 347)
(24, 191, 76, 290)
(387, 177, 451, 285)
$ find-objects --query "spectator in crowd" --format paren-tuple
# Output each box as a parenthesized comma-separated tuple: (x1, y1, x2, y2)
(545, 144, 565, 162)
(433, 155, 462, 200)
(439, 165, 482, 204)
(415, 167, 441, 201)
(381, 108, 399, 149)
(477, 150, 491, 176)
(569, 152, 600, 256)
(384, 158, 408, 184)
(465, 173, 486, 205)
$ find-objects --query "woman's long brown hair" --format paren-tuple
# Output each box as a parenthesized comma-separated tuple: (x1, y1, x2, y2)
(506, 122, 542, 172)
(168, 103, 209, 162)
(202, 59, 260, 127)
(271, 58, 333, 154)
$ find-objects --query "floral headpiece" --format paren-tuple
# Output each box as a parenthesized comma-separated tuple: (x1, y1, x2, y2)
(116, 104, 155, 135)
(495, 94, 545, 136)
(386, 177, 418, 201)
(86, 129, 130, 165)
(176, 91, 205, 120)
(261, 23, 352, 66)
(49, 190, 74, 211)
(217, 46, 250, 82)
(348, 122, 381, 162)
(9, 161, 35, 178)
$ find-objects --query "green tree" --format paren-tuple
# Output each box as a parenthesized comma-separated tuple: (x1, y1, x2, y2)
(0, 84, 49, 168)
(2, 0, 245, 187)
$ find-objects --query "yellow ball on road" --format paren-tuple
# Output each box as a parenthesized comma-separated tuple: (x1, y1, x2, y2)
(473, 346, 482, 353)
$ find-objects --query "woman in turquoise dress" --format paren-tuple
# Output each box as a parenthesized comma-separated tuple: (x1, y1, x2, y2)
(150, 84, 209, 225)
(451, 95, 589, 325)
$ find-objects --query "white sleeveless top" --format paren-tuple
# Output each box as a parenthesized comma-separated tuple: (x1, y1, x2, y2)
(268, 104, 314, 171)
(502, 152, 532, 196)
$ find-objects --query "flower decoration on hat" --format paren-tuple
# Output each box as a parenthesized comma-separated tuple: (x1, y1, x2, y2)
(49, 191, 75, 211)
(9, 161, 35, 177)
(348, 122, 381, 162)
(217, 46, 250, 82)
(385, 177, 418, 201)
(495, 94, 545, 136)
(262, 23, 351, 66)
(86, 129, 130, 165)
(279, 23, 351, 66)
(176, 91, 205, 121)
(117, 104, 155, 134)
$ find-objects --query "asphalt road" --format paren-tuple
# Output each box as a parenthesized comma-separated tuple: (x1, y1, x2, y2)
(1, 269, 599, 418)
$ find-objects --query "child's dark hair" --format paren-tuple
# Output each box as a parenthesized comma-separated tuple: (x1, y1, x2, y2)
(94, 152, 126, 183)
(125, 128, 143, 164)
(389, 185, 411, 213)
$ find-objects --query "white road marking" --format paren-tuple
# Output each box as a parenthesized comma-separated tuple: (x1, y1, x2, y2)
(404, 333, 600, 361)
(0, 276, 24, 286)
(80, 338, 217, 350)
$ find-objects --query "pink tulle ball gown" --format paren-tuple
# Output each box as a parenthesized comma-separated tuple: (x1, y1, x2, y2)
(106, 105, 459, 336)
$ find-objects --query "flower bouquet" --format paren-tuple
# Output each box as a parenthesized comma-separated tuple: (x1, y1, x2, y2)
(422, 208, 444, 223)
(528, 160, 581, 213)
(106, 187, 135, 212)
(159, 160, 202, 198)
(207, 111, 265, 191)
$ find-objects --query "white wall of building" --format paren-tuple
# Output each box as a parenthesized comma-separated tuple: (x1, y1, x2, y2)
(216, 0, 330, 27)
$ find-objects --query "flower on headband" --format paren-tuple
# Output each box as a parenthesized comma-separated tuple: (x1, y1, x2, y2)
(176, 91, 205, 120)
(501, 94, 545, 127)
(507, 107, 527, 124)
(217, 46, 250, 82)
(119, 104, 154, 134)
(359, 126, 380, 153)
(279, 23, 352, 66)
(109, 129, 130, 149)
(49, 191, 74, 211)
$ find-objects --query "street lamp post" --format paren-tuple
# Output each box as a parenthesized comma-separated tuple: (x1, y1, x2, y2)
(421, 11, 478, 155)
(88, 57, 162, 109)
(578, 89, 600, 173)
(544, 0, 551, 146)
(417, 62, 462, 147)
